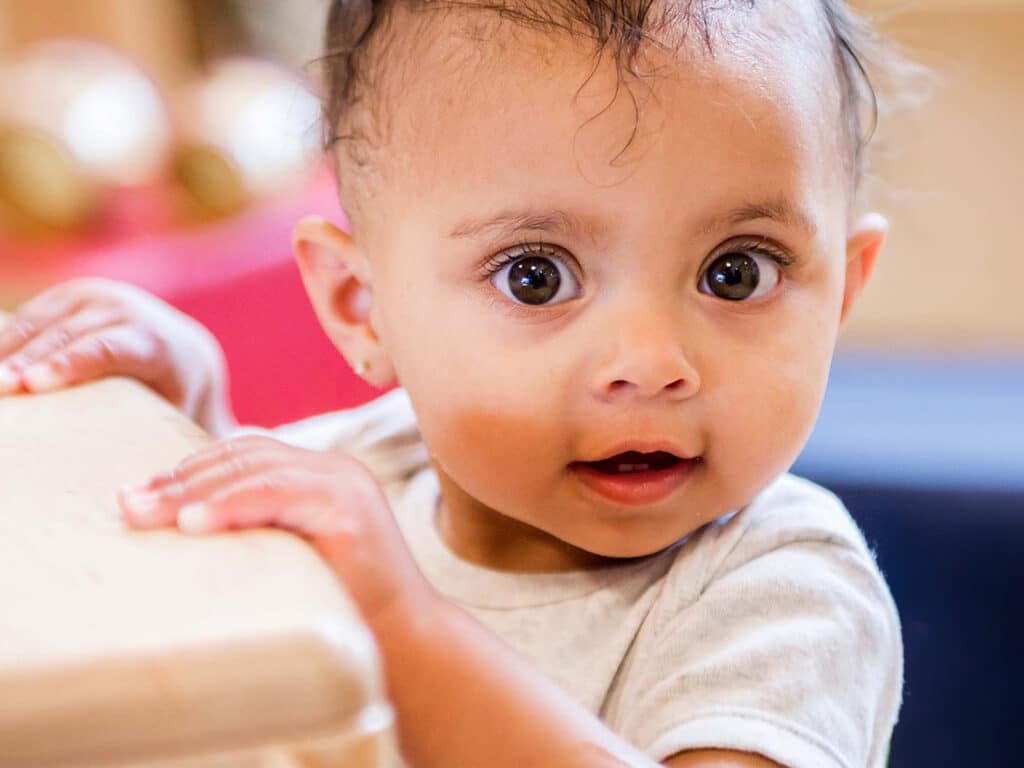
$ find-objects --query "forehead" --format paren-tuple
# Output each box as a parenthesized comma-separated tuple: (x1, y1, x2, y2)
(360, 1, 846, 242)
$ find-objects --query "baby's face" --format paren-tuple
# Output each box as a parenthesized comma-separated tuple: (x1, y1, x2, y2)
(330, 6, 881, 567)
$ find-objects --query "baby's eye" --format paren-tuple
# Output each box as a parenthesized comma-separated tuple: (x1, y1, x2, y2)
(490, 251, 581, 306)
(699, 247, 785, 302)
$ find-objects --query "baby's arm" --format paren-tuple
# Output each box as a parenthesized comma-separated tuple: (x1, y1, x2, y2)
(119, 430, 782, 768)
(373, 587, 780, 768)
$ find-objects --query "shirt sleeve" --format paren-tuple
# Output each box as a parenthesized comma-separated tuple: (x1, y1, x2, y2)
(608, 475, 903, 768)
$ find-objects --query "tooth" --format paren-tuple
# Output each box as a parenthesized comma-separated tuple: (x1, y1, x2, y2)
(617, 463, 649, 472)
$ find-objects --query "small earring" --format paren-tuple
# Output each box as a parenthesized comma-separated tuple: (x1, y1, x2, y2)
(354, 360, 369, 376)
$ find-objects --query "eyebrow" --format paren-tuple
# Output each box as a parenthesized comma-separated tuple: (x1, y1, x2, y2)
(447, 208, 606, 245)
(446, 197, 817, 243)
(695, 198, 818, 238)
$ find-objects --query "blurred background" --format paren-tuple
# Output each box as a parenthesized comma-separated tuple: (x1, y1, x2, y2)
(0, 0, 377, 426)
(0, 0, 1020, 765)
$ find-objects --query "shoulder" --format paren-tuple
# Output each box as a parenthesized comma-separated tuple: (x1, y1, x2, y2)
(732, 471, 867, 550)
(683, 473, 875, 591)
(615, 474, 904, 765)
(648, 472, 901, 653)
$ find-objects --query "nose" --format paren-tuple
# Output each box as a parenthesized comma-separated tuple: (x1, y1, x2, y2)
(588, 305, 701, 402)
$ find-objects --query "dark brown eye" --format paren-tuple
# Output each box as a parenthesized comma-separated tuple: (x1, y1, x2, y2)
(701, 251, 780, 301)
(499, 256, 571, 305)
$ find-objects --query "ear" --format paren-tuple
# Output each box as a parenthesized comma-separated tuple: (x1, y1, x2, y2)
(291, 215, 396, 387)
(840, 212, 888, 328)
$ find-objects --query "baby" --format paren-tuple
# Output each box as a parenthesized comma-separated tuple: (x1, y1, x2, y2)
(0, 1, 903, 766)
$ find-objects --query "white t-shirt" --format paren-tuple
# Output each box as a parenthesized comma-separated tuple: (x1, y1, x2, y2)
(243, 389, 903, 768)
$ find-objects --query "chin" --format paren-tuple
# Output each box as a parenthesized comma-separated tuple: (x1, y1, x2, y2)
(568, 527, 692, 561)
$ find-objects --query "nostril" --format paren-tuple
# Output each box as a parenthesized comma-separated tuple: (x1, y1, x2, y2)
(605, 378, 689, 396)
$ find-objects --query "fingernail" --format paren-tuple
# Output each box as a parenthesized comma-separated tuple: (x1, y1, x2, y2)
(0, 365, 20, 392)
(122, 488, 162, 519)
(120, 476, 169, 497)
(178, 503, 211, 535)
(22, 363, 62, 391)
(118, 482, 150, 501)
(120, 481, 150, 496)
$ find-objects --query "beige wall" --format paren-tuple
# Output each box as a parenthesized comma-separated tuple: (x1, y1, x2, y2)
(0, 0, 196, 88)
(843, 3, 1024, 352)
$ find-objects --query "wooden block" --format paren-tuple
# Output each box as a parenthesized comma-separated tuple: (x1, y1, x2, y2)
(0, 313, 397, 767)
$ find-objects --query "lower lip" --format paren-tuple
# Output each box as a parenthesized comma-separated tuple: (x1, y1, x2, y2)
(569, 459, 700, 506)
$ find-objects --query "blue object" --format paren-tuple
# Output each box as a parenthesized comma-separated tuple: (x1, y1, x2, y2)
(793, 351, 1024, 767)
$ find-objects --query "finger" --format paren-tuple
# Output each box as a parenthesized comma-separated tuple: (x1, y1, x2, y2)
(117, 484, 180, 529)
(20, 324, 161, 393)
(119, 441, 287, 528)
(0, 362, 21, 394)
(147, 435, 287, 490)
(6, 307, 126, 373)
(0, 291, 90, 394)
(0, 288, 86, 360)
(144, 435, 346, 493)
(174, 469, 344, 536)
(119, 436, 358, 529)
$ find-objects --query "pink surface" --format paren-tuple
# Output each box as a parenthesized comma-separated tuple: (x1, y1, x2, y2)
(0, 166, 382, 427)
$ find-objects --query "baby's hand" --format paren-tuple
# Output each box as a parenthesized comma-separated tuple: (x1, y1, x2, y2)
(118, 435, 430, 626)
(0, 277, 233, 434)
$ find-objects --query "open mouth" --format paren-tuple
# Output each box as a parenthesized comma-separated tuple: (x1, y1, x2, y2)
(569, 450, 701, 506)
(579, 450, 683, 475)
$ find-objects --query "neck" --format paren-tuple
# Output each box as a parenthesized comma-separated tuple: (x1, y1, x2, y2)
(432, 461, 616, 573)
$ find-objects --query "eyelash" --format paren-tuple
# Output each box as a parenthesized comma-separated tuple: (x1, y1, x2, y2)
(478, 238, 574, 280)
(716, 238, 796, 271)
(478, 237, 796, 281)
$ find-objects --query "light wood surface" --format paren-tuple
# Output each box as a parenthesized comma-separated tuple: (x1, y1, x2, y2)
(0, 313, 396, 767)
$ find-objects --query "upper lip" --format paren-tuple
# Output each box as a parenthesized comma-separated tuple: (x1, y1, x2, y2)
(574, 440, 701, 464)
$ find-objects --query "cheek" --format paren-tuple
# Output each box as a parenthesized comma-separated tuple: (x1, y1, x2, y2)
(372, 271, 480, 391)
(416, 402, 568, 507)
(373, 279, 570, 504)
(705, 313, 836, 508)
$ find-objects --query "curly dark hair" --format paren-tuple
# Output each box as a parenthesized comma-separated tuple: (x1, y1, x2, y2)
(319, 1, 888, 218)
